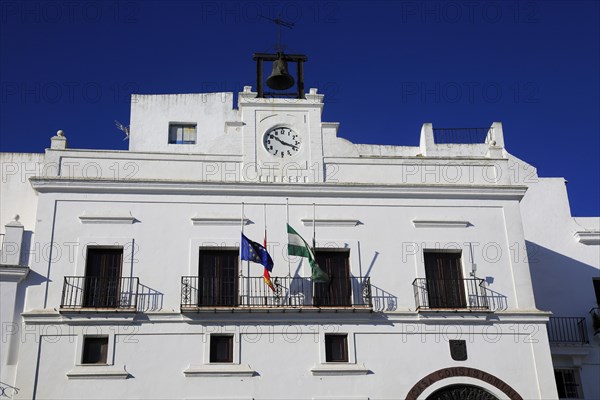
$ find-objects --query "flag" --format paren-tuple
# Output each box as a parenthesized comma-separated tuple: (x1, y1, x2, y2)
(263, 231, 275, 292)
(263, 267, 275, 292)
(241, 233, 274, 272)
(287, 224, 329, 283)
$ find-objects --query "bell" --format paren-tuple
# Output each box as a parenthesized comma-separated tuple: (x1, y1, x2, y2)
(266, 58, 295, 90)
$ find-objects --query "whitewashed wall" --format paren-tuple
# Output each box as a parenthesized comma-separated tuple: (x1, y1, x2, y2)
(0, 88, 571, 400)
(516, 157, 600, 400)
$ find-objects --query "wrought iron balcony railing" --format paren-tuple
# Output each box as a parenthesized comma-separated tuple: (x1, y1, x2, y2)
(180, 276, 372, 310)
(412, 278, 493, 311)
(432, 127, 493, 144)
(61, 276, 139, 310)
(547, 317, 588, 344)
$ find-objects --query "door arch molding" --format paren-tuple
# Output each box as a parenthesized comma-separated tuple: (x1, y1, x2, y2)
(426, 384, 499, 399)
(405, 367, 523, 400)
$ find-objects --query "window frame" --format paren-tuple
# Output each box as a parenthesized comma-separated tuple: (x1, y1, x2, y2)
(168, 123, 197, 144)
(83, 247, 124, 308)
(592, 278, 600, 306)
(314, 248, 352, 307)
(198, 248, 239, 307)
(324, 333, 349, 363)
(78, 335, 113, 366)
(76, 239, 133, 277)
(554, 368, 583, 399)
(209, 334, 235, 364)
(423, 250, 467, 309)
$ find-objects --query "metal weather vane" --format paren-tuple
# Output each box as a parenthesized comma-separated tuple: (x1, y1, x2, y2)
(253, 14, 306, 98)
(259, 14, 294, 53)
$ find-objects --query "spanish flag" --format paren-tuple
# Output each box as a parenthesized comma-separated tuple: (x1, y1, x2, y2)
(263, 231, 275, 292)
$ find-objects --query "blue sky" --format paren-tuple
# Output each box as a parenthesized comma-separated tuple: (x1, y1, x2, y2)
(1, 0, 598, 216)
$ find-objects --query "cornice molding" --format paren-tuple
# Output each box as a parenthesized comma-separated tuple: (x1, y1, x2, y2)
(47, 148, 243, 161)
(20, 309, 552, 325)
(22, 310, 137, 325)
(79, 212, 136, 224)
(324, 156, 507, 164)
(574, 230, 600, 245)
(29, 178, 528, 201)
(0, 265, 30, 282)
(301, 218, 361, 227)
(412, 220, 471, 228)
(191, 217, 251, 226)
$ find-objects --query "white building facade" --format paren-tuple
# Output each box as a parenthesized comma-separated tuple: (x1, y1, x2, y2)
(1, 84, 598, 399)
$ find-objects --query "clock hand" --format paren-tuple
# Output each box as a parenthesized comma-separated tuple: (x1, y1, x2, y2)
(272, 135, 298, 150)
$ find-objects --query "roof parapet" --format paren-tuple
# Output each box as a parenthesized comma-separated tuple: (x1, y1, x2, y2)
(50, 130, 67, 150)
(419, 122, 505, 158)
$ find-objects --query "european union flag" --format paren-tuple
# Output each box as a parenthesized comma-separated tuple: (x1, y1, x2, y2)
(240, 234, 274, 272)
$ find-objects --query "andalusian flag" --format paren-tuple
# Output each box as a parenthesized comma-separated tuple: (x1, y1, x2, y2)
(287, 224, 329, 283)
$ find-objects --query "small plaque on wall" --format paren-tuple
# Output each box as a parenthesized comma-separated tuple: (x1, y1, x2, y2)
(449, 340, 467, 361)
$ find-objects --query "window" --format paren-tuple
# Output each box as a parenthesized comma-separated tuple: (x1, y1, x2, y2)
(82, 337, 108, 364)
(593, 278, 600, 305)
(554, 369, 582, 398)
(314, 250, 351, 307)
(325, 334, 348, 362)
(83, 248, 123, 308)
(210, 335, 233, 363)
(169, 123, 196, 144)
(424, 251, 466, 309)
(198, 249, 238, 306)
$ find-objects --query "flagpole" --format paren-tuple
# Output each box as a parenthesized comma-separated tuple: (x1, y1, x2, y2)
(312, 202, 316, 251)
(264, 202, 267, 293)
(286, 197, 291, 277)
(245, 203, 250, 305)
(240, 201, 244, 280)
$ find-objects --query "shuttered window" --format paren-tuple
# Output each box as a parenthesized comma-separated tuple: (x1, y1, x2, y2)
(198, 249, 238, 306)
(424, 251, 466, 309)
(314, 250, 351, 307)
(83, 248, 123, 308)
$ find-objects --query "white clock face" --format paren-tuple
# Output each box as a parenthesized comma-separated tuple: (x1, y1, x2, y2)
(263, 127, 301, 158)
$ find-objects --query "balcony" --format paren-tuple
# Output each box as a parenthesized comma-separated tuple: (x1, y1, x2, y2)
(412, 278, 494, 311)
(180, 276, 372, 311)
(547, 317, 588, 344)
(60, 276, 139, 311)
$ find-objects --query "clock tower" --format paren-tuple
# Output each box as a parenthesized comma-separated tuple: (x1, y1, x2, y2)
(238, 52, 326, 183)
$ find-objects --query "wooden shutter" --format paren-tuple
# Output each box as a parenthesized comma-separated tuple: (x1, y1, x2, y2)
(424, 252, 466, 308)
(199, 250, 238, 306)
(314, 250, 351, 307)
(84, 248, 123, 308)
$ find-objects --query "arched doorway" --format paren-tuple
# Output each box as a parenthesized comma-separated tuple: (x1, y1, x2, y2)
(405, 367, 523, 400)
(427, 384, 499, 400)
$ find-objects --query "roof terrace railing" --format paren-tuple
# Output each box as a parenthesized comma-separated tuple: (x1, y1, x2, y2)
(432, 127, 493, 144)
